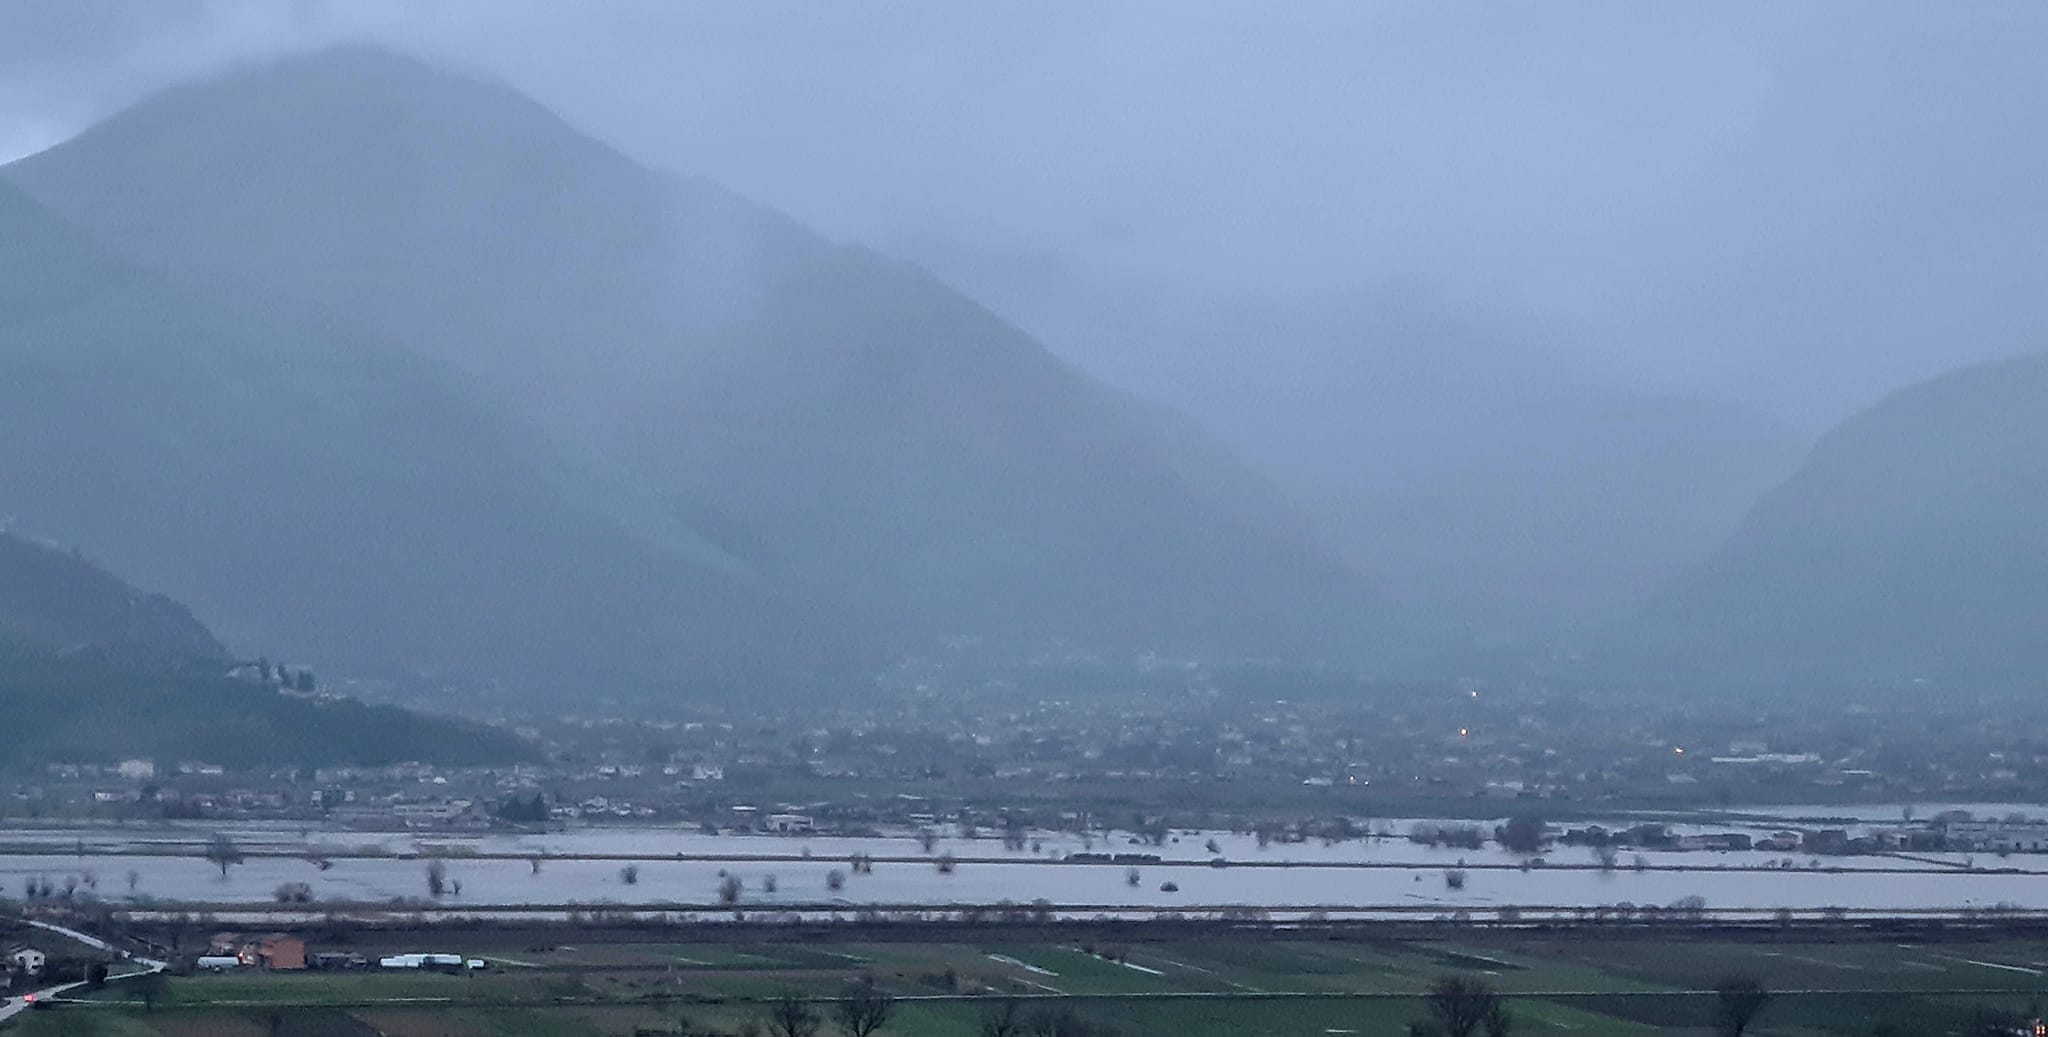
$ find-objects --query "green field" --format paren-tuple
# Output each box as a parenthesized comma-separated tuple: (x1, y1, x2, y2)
(12, 931, 2048, 1036)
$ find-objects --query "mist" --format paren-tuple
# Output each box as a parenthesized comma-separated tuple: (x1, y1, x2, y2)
(6, 1, 2045, 426)
(11, 9, 2048, 1003)
(3, 1, 2046, 677)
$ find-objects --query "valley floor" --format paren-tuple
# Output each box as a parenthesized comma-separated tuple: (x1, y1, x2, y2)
(13, 928, 2048, 1036)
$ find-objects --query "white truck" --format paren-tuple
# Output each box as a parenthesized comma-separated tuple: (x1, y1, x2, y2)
(379, 953, 477, 972)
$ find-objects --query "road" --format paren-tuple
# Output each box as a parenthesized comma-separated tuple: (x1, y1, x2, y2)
(0, 917, 166, 1026)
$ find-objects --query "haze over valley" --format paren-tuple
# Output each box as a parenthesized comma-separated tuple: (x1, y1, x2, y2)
(6, 9, 2048, 1036)
(2, 7, 2042, 698)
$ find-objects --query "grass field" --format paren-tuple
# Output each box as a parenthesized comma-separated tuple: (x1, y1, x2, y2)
(12, 930, 2048, 1036)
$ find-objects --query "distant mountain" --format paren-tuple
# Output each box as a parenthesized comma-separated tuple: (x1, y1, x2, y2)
(4, 46, 1372, 671)
(0, 531, 222, 661)
(0, 178, 806, 696)
(0, 531, 528, 767)
(1626, 350, 2048, 689)
(888, 239, 1806, 651)
(0, 652, 532, 768)
(0, 528, 225, 659)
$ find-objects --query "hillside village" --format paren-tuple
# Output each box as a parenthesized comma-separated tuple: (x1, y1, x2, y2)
(9, 681, 2045, 860)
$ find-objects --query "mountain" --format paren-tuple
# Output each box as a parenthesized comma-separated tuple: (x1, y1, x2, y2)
(1627, 350, 2048, 689)
(0, 177, 808, 697)
(4, 46, 1372, 669)
(0, 531, 223, 661)
(884, 240, 1806, 651)
(0, 652, 531, 768)
(0, 532, 529, 767)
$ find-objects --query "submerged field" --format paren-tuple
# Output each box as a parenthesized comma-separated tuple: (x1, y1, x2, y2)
(14, 930, 2048, 1035)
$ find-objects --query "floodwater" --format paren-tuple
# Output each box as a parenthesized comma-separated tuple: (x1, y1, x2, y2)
(1, 820, 2043, 912)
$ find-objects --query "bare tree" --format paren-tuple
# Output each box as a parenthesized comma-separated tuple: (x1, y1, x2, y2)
(1024, 1005, 1116, 1036)
(425, 859, 448, 898)
(1414, 976, 1505, 1037)
(620, 864, 640, 885)
(978, 998, 1026, 1037)
(132, 970, 166, 1012)
(833, 978, 894, 1037)
(1713, 977, 1770, 1037)
(1498, 816, 1546, 855)
(1483, 997, 1511, 1037)
(917, 828, 939, 854)
(767, 993, 821, 1037)
(826, 869, 846, 891)
(204, 833, 244, 878)
(718, 874, 744, 905)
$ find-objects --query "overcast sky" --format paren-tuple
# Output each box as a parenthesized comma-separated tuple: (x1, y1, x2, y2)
(4, 0, 2044, 425)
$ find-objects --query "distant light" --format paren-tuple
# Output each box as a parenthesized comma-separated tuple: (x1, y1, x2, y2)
(1674, 747, 1685, 755)
(1458, 728, 1469, 738)
(1470, 690, 1479, 699)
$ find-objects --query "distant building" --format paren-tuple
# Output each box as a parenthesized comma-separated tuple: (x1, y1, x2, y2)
(8, 947, 45, 976)
(116, 759, 156, 780)
(1674, 833, 1752, 852)
(1943, 819, 2048, 853)
(255, 934, 306, 970)
(766, 813, 814, 833)
(210, 932, 307, 970)
(1758, 831, 1801, 852)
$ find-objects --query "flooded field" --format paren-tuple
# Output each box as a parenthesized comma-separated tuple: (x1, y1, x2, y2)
(2, 820, 2044, 911)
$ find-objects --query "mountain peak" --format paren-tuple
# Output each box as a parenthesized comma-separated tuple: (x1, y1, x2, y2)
(2, 51, 1375, 694)
(56, 41, 616, 169)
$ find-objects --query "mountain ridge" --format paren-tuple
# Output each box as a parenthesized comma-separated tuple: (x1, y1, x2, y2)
(1625, 348, 2048, 689)
(0, 529, 224, 661)
(3, 45, 1375, 689)
(0, 175, 819, 697)
(0, 523, 532, 768)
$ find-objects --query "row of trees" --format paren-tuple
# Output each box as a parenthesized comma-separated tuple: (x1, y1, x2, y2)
(1409, 975, 1771, 1037)
(722, 974, 1762, 1037)
(735, 982, 894, 1037)
(976, 998, 1123, 1036)
(720, 985, 1125, 1036)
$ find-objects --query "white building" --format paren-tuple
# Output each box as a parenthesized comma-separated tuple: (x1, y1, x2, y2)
(9, 947, 46, 976)
(1944, 819, 2048, 853)
(766, 813, 814, 833)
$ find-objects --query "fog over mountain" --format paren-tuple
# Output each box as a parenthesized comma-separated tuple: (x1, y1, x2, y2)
(3, 3, 2045, 692)
(0, 174, 818, 694)
(1629, 350, 2048, 691)
(6, 3, 2041, 422)
(3, 47, 1370, 693)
